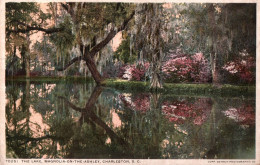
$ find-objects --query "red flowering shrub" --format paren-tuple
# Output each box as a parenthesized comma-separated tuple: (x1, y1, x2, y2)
(162, 98, 212, 125)
(162, 53, 211, 83)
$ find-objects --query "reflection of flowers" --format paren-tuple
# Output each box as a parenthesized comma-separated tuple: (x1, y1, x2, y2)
(119, 93, 150, 113)
(162, 98, 212, 125)
(223, 104, 255, 125)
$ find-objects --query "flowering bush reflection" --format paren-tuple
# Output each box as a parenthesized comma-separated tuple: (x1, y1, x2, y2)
(118, 93, 150, 113)
(223, 104, 255, 125)
(162, 98, 212, 125)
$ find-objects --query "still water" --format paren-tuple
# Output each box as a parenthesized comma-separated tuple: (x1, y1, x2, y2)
(6, 80, 255, 159)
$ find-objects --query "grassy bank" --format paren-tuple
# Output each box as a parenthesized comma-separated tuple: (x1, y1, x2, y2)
(105, 79, 255, 97)
(6, 76, 255, 97)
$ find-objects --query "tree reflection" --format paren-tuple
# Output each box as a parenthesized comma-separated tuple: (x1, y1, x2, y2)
(58, 86, 134, 158)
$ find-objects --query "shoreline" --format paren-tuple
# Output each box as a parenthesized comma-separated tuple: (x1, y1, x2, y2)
(6, 76, 255, 97)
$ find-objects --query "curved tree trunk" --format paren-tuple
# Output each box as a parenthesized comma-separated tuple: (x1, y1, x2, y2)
(84, 54, 103, 85)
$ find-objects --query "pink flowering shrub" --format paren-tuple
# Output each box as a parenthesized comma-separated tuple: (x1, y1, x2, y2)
(118, 62, 150, 81)
(222, 51, 255, 83)
(162, 53, 211, 83)
(162, 98, 212, 125)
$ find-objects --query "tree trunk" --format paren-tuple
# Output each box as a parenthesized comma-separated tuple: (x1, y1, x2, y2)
(210, 53, 221, 84)
(25, 52, 30, 78)
(208, 4, 222, 84)
(135, 4, 165, 90)
(84, 54, 103, 85)
(150, 68, 162, 90)
(150, 51, 163, 90)
(20, 34, 31, 78)
(21, 45, 27, 76)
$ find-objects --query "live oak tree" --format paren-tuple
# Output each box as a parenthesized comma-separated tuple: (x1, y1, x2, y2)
(55, 3, 135, 85)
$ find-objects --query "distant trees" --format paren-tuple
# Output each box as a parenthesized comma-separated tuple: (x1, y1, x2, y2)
(6, 3, 62, 78)
(170, 3, 256, 84)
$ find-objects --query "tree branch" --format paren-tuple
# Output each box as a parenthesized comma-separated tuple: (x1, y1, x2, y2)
(7, 25, 64, 34)
(56, 56, 82, 71)
(7, 20, 63, 34)
(7, 135, 58, 142)
(60, 3, 68, 12)
(89, 10, 135, 58)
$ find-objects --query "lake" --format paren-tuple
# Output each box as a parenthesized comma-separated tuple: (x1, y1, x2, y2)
(5, 80, 255, 159)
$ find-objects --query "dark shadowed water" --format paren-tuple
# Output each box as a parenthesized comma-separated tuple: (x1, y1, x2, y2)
(5, 80, 255, 159)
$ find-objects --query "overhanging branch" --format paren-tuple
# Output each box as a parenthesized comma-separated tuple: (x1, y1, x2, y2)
(7, 26, 64, 34)
(7, 20, 63, 34)
(89, 10, 135, 58)
(55, 9, 135, 72)
(56, 56, 82, 71)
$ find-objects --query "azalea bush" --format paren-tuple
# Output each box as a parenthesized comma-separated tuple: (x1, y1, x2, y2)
(162, 53, 211, 83)
(118, 62, 150, 81)
(222, 50, 255, 84)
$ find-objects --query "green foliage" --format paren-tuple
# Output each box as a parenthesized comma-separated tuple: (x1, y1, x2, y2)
(75, 3, 135, 42)
(6, 2, 51, 41)
(50, 16, 74, 49)
(165, 3, 256, 60)
(6, 3, 39, 26)
(113, 36, 137, 64)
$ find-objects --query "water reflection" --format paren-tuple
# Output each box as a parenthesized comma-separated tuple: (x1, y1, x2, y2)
(6, 81, 255, 159)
